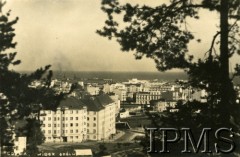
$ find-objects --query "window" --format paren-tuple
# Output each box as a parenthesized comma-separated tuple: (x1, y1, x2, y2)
(70, 117, 73, 120)
(76, 123, 78, 127)
(65, 130, 68, 133)
(84, 122, 86, 125)
(57, 130, 60, 133)
(62, 124, 65, 127)
(48, 137, 51, 140)
(48, 117, 51, 121)
(54, 124, 56, 127)
(87, 123, 89, 127)
(57, 117, 60, 120)
(16, 146, 18, 150)
(57, 124, 60, 127)
(76, 117, 78, 120)
(93, 136, 96, 139)
(70, 123, 73, 127)
(62, 130, 64, 134)
(48, 130, 51, 134)
(76, 129, 78, 133)
(42, 124, 45, 127)
(70, 130, 73, 133)
(66, 124, 68, 127)
(87, 117, 89, 120)
(43, 117, 45, 121)
(87, 129, 89, 133)
(70, 136, 73, 139)
(54, 117, 56, 121)
(62, 117, 65, 121)
(93, 117, 96, 121)
(76, 136, 78, 139)
(93, 123, 96, 127)
(65, 117, 68, 121)
(48, 124, 51, 127)
(42, 130, 45, 134)
(54, 130, 56, 134)
(93, 129, 96, 133)
(70, 110, 73, 114)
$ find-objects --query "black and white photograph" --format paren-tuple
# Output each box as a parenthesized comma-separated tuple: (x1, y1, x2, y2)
(0, 0, 240, 156)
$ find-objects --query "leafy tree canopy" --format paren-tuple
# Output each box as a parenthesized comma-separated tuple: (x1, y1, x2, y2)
(97, 0, 239, 71)
(97, 0, 240, 139)
(0, 1, 65, 154)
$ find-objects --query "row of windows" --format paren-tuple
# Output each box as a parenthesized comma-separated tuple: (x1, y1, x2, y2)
(42, 116, 86, 121)
(44, 128, 87, 134)
(87, 117, 96, 121)
(42, 110, 86, 114)
(87, 123, 96, 127)
(136, 96, 161, 99)
(42, 122, 86, 127)
(87, 129, 96, 133)
(46, 135, 96, 140)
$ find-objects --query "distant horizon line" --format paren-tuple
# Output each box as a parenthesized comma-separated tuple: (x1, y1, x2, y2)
(17, 70, 186, 73)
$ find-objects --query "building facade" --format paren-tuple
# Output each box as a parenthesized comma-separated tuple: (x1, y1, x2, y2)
(40, 95, 116, 143)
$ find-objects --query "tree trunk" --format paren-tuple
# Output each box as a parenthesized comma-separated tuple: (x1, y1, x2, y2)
(219, 0, 230, 125)
(0, 138, 2, 157)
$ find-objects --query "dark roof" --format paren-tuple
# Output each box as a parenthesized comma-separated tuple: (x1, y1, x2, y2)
(96, 94, 114, 106)
(125, 83, 142, 87)
(58, 97, 85, 109)
(81, 98, 104, 111)
(81, 94, 114, 111)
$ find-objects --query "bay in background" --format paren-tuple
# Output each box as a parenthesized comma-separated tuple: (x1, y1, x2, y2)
(20, 70, 240, 84)
(53, 71, 188, 82)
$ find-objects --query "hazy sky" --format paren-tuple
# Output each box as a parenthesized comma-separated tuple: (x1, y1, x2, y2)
(4, 0, 239, 72)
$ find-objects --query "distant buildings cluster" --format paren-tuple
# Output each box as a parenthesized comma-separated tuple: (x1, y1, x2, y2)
(2, 77, 240, 155)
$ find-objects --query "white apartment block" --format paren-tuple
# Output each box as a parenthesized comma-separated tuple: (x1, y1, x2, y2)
(82, 94, 116, 141)
(14, 136, 27, 155)
(40, 94, 116, 143)
(40, 98, 88, 143)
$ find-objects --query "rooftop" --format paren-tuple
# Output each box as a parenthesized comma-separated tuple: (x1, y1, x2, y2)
(58, 97, 85, 109)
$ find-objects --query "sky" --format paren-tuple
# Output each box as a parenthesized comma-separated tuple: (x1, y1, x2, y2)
(4, 0, 239, 72)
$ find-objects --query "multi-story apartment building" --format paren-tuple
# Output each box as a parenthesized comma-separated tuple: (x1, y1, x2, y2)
(124, 83, 143, 93)
(84, 84, 100, 95)
(81, 94, 116, 141)
(135, 91, 161, 104)
(40, 97, 88, 143)
(113, 88, 127, 102)
(40, 94, 116, 143)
